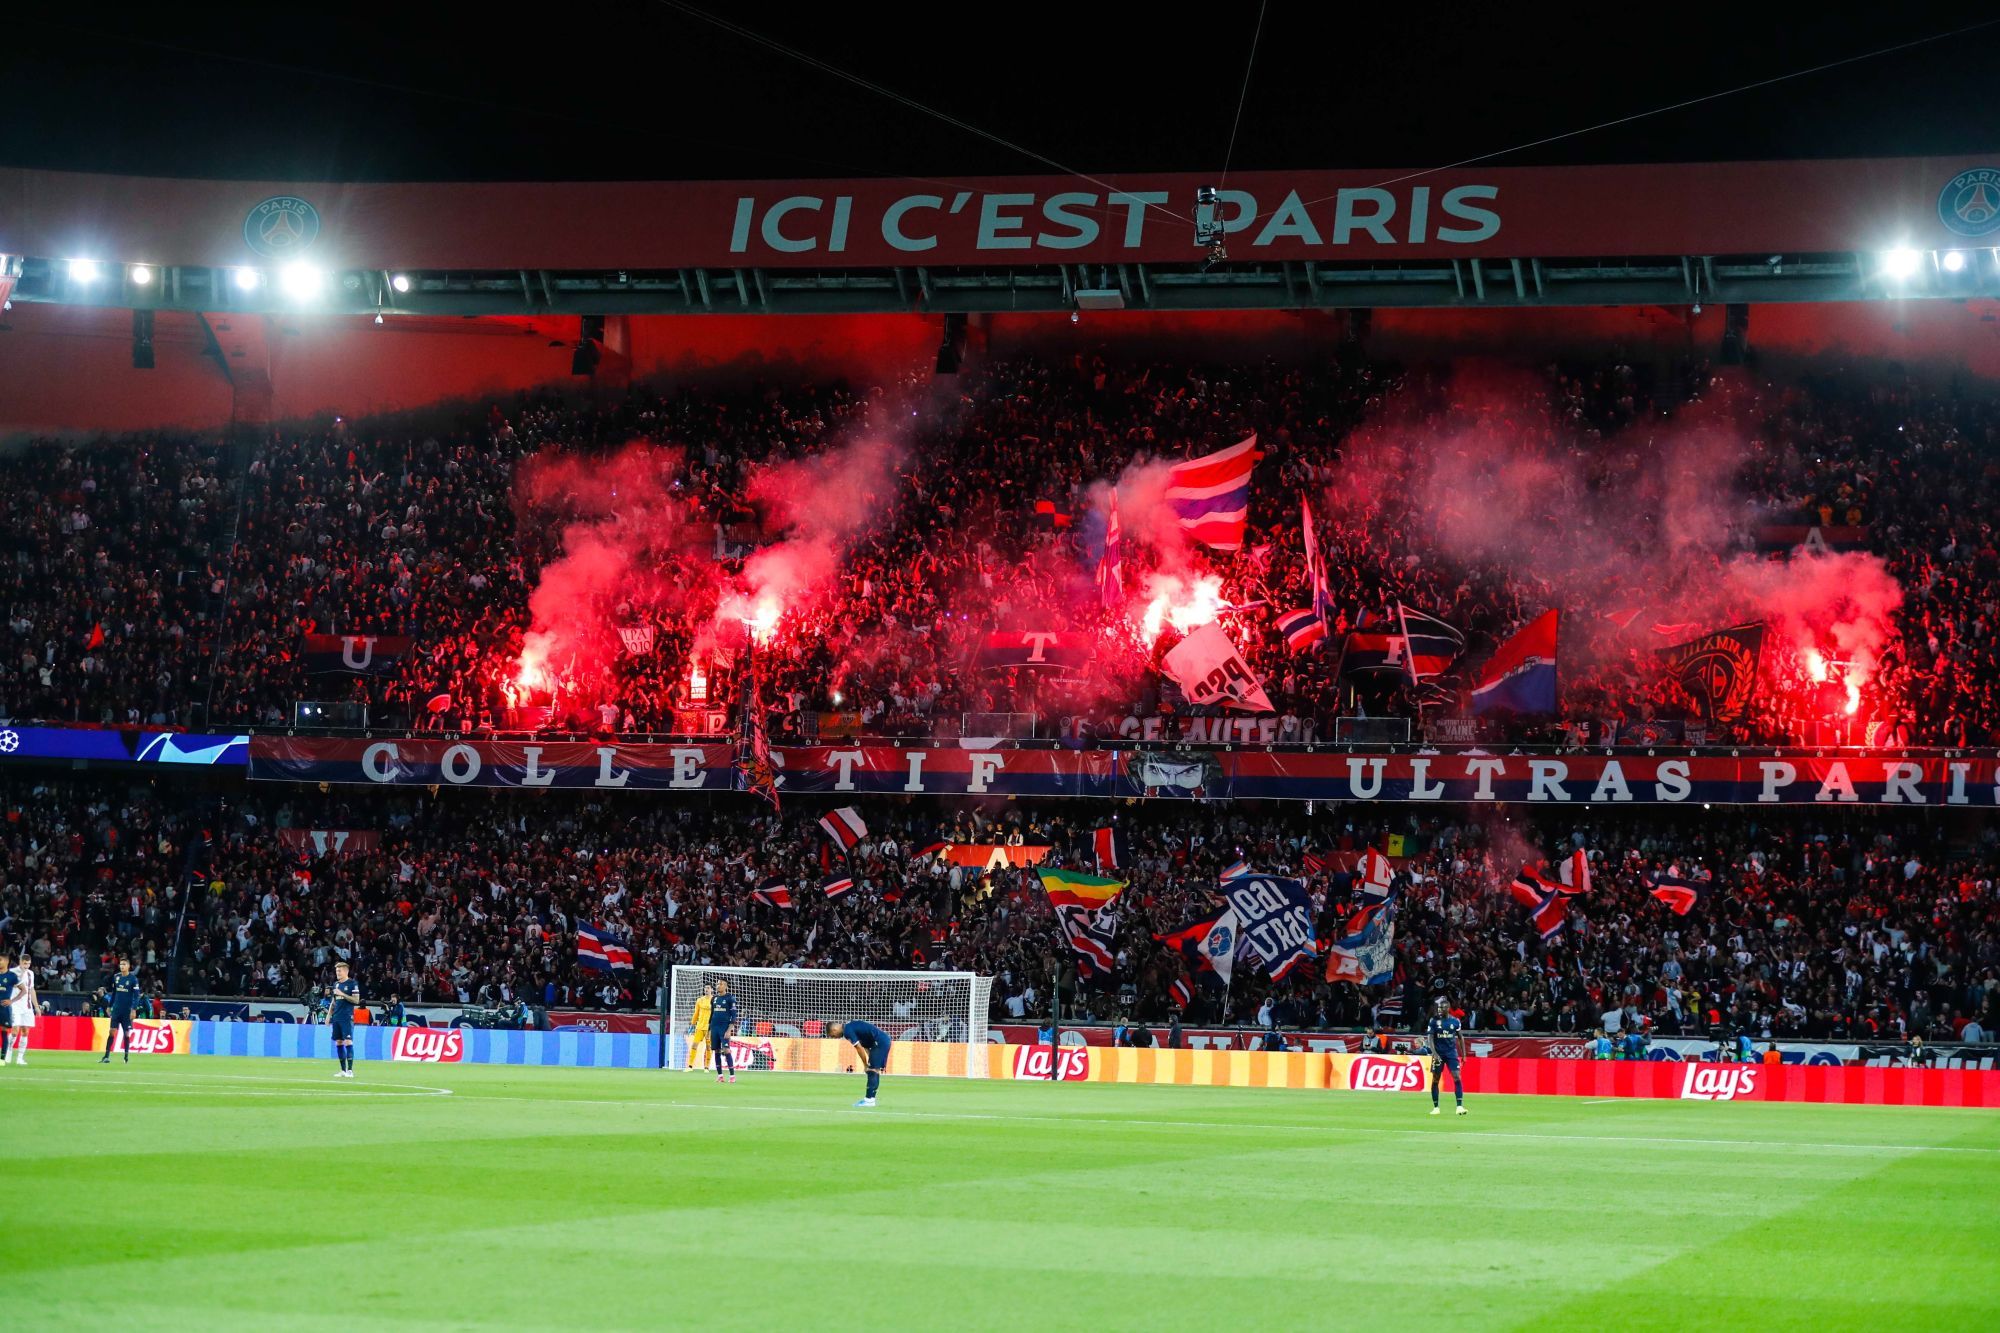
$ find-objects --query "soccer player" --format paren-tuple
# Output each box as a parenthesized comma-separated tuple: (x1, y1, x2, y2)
(0, 953, 15, 1065)
(330, 961, 361, 1079)
(839, 1019, 892, 1108)
(1425, 995, 1467, 1116)
(101, 957, 142, 1063)
(687, 982, 714, 1073)
(709, 977, 737, 1084)
(7, 953, 35, 1064)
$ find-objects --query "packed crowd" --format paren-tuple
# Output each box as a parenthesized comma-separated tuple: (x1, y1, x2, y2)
(2, 353, 2000, 745)
(0, 435, 231, 729)
(3, 776, 1997, 1045)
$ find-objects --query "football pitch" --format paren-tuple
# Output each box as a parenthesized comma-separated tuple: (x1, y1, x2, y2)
(5, 1054, 1998, 1330)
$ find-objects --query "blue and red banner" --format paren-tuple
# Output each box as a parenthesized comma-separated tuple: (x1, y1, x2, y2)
(246, 737, 2000, 807)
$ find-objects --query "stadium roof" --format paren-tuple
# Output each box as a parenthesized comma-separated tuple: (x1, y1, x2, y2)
(2, 158, 1997, 316)
(5, 11, 1999, 315)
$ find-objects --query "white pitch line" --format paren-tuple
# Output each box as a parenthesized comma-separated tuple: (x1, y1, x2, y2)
(17, 1075, 453, 1098)
(8, 1070, 453, 1095)
(1582, 1098, 1621, 1104)
(439, 1090, 2000, 1155)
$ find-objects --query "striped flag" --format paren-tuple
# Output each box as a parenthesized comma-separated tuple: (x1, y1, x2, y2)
(1169, 976, 1194, 1009)
(1220, 859, 1251, 882)
(1531, 892, 1567, 941)
(817, 807, 867, 850)
(1556, 849, 1592, 896)
(1164, 434, 1259, 551)
(1036, 867, 1124, 912)
(1649, 876, 1707, 916)
(820, 872, 855, 898)
(1091, 826, 1126, 872)
(576, 922, 634, 972)
(1394, 603, 1464, 682)
(752, 877, 794, 909)
(1276, 607, 1328, 652)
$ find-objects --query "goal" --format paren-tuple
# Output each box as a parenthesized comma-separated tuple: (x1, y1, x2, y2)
(666, 965, 993, 1078)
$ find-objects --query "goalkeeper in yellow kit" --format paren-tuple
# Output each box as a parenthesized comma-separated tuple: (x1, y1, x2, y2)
(686, 983, 714, 1072)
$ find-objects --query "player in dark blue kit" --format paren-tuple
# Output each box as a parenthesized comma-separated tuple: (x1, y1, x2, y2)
(839, 1019, 891, 1107)
(101, 957, 143, 1063)
(709, 977, 738, 1084)
(0, 952, 16, 1063)
(1426, 995, 1467, 1116)
(329, 961, 361, 1079)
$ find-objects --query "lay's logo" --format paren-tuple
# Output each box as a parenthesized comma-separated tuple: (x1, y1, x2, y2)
(1012, 1045, 1090, 1081)
(391, 1027, 464, 1062)
(1347, 1055, 1426, 1092)
(1679, 1064, 1758, 1101)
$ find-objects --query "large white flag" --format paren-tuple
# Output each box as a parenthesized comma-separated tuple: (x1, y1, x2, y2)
(1162, 623, 1274, 712)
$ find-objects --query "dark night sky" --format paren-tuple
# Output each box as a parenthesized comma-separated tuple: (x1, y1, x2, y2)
(5, 3, 1998, 183)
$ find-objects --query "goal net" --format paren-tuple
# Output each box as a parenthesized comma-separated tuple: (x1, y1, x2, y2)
(666, 965, 993, 1078)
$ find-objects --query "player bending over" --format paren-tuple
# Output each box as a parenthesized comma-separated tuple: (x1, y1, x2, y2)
(330, 962, 361, 1078)
(7, 953, 35, 1064)
(101, 958, 142, 1063)
(687, 982, 714, 1073)
(709, 978, 737, 1084)
(839, 1019, 892, 1108)
(1426, 995, 1467, 1116)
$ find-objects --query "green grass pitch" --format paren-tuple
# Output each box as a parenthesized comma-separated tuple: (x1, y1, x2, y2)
(5, 1053, 1998, 1330)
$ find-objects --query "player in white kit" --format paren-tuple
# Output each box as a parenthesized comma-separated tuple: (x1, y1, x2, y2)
(7, 959, 35, 1063)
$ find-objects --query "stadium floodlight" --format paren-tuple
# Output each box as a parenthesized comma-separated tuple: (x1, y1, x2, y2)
(67, 257, 102, 283)
(234, 267, 263, 290)
(1942, 249, 1968, 273)
(279, 261, 323, 299)
(391, 273, 412, 293)
(1881, 248, 1922, 280)
(129, 264, 154, 285)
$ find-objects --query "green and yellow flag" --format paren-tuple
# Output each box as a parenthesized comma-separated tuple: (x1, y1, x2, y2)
(1037, 867, 1124, 912)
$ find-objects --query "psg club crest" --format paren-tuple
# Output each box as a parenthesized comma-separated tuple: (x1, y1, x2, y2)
(1937, 169, 2000, 237)
(243, 196, 322, 257)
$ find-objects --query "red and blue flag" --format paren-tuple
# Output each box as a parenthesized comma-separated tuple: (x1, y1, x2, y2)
(1473, 610, 1559, 715)
(1164, 434, 1259, 551)
(576, 922, 634, 972)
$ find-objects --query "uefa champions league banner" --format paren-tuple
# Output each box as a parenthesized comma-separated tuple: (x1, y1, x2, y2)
(248, 737, 2000, 806)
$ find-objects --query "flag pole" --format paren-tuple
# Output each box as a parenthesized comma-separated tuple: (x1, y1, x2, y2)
(1048, 961, 1062, 1082)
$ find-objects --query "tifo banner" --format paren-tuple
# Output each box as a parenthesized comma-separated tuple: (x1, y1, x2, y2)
(2, 157, 1992, 270)
(248, 737, 2000, 807)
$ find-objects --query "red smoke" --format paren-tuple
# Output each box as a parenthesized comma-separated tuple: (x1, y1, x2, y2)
(1321, 364, 1906, 717)
(712, 432, 908, 649)
(512, 442, 696, 698)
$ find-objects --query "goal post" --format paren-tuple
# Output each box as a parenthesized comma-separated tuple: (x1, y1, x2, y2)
(665, 965, 993, 1078)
